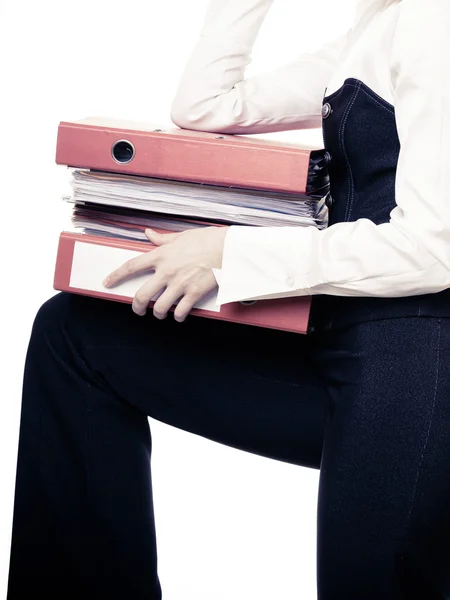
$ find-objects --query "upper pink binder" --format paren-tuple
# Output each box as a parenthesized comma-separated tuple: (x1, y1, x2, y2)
(55, 117, 330, 195)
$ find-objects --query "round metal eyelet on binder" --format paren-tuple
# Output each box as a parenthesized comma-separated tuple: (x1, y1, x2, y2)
(111, 139, 135, 164)
(322, 103, 332, 119)
(240, 300, 257, 306)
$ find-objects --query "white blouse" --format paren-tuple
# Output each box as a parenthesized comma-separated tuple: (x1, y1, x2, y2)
(170, 0, 450, 306)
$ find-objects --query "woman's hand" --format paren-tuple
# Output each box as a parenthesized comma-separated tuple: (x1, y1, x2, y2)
(103, 226, 229, 321)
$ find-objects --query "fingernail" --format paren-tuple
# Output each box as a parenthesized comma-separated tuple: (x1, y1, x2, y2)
(103, 277, 110, 287)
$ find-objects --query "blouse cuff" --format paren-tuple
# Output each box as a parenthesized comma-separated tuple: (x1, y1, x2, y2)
(214, 224, 318, 306)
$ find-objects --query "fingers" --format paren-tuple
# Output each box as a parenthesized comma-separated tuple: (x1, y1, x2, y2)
(151, 285, 185, 320)
(133, 279, 209, 320)
(144, 228, 180, 246)
(132, 277, 168, 316)
(104, 229, 217, 319)
(173, 279, 214, 322)
(103, 231, 180, 288)
(172, 295, 197, 323)
(103, 250, 157, 288)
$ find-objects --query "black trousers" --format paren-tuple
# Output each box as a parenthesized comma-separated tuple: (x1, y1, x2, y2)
(7, 292, 450, 599)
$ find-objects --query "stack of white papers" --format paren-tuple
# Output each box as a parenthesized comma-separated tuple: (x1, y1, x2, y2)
(63, 168, 328, 240)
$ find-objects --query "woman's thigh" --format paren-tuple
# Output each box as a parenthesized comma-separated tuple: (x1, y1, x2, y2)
(312, 316, 450, 599)
(33, 291, 329, 469)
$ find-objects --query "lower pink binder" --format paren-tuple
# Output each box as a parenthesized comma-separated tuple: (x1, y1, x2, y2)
(53, 231, 311, 334)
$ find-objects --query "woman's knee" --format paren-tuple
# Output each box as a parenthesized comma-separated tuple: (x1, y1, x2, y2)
(28, 293, 118, 373)
(30, 292, 104, 349)
(31, 292, 153, 352)
(32, 292, 82, 336)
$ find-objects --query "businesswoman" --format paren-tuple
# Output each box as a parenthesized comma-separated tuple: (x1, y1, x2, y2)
(8, 0, 450, 598)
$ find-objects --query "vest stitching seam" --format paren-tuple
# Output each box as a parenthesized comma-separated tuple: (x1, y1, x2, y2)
(358, 86, 395, 115)
(324, 82, 354, 102)
(324, 78, 395, 112)
(339, 81, 361, 222)
(356, 78, 395, 111)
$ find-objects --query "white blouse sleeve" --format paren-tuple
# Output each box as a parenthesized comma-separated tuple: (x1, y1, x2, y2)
(170, 0, 353, 134)
(213, 0, 450, 306)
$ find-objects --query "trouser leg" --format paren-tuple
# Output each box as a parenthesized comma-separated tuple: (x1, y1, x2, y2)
(8, 292, 329, 599)
(313, 317, 450, 600)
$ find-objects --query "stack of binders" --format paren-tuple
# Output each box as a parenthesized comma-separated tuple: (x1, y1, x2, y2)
(53, 117, 331, 334)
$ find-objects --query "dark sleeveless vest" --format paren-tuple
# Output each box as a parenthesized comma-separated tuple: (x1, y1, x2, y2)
(308, 77, 450, 332)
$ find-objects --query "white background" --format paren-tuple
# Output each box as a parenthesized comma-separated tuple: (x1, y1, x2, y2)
(0, 1, 356, 598)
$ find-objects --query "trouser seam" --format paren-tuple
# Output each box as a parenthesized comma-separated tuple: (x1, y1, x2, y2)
(402, 318, 442, 553)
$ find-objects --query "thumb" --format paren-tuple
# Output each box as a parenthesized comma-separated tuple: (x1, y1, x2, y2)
(144, 228, 179, 246)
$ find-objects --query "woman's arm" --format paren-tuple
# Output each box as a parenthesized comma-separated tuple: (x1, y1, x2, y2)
(213, 0, 450, 306)
(170, 0, 353, 134)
